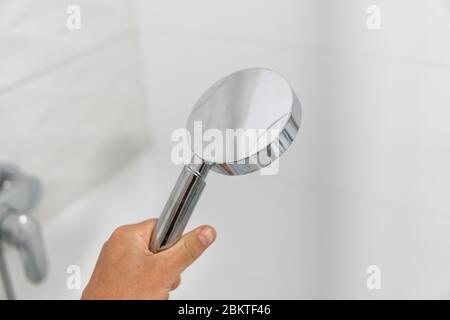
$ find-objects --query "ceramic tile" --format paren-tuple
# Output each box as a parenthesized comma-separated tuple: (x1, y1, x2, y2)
(135, 0, 450, 66)
(0, 38, 149, 221)
(0, 0, 136, 90)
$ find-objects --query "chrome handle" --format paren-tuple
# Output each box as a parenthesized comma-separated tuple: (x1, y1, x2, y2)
(149, 161, 210, 253)
(1, 212, 47, 282)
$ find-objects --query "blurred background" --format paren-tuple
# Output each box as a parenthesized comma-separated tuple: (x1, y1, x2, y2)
(0, 0, 449, 299)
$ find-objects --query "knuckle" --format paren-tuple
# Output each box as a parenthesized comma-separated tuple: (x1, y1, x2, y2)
(111, 225, 129, 238)
(181, 239, 197, 260)
(100, 240, 110, 251)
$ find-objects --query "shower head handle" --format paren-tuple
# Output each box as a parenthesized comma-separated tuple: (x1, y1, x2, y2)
(150, 161, 210, 252)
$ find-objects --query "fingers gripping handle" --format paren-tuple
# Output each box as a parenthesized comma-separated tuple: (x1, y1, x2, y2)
(149, 162, 210, 253)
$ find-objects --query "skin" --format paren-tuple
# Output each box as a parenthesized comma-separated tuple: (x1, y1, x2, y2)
(81, 219, 216, 300)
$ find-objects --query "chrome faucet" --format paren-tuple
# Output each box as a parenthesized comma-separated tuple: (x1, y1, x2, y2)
(0, 164, 47, 299)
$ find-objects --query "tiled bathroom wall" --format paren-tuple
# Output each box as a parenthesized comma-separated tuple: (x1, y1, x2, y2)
(135, 0, 450, 298)
(1, 0, 449, 300)
(0, 0, 149, 221)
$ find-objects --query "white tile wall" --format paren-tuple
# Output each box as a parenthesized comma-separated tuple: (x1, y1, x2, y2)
(136, 0, 450, 65)
(0, 0, 137, 91)
(135, 0, 450, 298)
(2, 0, 448, 300)
(0, 1, 149, 221)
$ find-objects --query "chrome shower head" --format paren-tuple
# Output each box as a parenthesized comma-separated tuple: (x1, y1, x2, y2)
(187, 68, 301, 175)
(150, 68, 301, 252)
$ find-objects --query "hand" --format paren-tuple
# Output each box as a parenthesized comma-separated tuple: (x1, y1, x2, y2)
(81, 219, 216, 300)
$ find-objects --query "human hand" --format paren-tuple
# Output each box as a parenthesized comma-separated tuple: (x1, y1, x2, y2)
(81, 219, 216, 300)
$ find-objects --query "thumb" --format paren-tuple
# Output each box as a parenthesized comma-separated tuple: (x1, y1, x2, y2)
(161, 225, 216, 273)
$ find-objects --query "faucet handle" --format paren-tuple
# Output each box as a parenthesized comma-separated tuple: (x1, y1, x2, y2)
(0, 164, 47, 283)
(1, 213, 47, 282)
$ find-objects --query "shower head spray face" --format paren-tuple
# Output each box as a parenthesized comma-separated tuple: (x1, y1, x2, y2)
(150, 68, 301, 252)
(187, 68, 301, 175)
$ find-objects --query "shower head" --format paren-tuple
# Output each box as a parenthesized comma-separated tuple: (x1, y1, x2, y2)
(187, 68, 301, 175)
(150, 68, 302, 252)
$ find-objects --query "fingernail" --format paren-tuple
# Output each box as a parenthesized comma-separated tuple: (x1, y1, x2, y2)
(198, 227, 215, 247)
